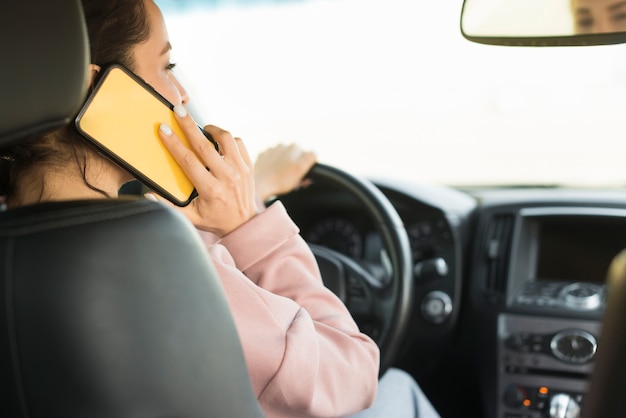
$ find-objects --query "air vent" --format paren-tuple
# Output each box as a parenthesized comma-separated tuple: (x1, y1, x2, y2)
(483, 213, 514, 299)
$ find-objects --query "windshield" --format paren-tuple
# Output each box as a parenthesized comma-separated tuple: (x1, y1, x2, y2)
(158, 0, 626, 188)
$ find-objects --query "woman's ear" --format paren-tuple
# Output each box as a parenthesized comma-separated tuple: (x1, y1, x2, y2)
(88, 64, 101, 87)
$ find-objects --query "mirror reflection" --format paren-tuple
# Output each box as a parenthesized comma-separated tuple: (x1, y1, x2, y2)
(572, 0, 626, 34)
(462, 0, 626, 37)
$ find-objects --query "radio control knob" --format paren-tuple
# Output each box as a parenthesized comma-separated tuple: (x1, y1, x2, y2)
(547, 393, 580, 418)
(503, 385, 527, 409)
(560, 282, 603, 310)
(550, 330, 597, 364)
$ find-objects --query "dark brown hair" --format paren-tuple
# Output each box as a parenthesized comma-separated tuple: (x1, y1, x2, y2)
(0, 0, 150, 206)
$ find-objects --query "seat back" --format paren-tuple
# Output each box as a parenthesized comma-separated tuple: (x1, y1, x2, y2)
(0, 1, 264, 417)
(583, 249, 626, 417)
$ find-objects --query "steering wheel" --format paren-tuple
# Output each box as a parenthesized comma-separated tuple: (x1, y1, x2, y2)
(276, 163, 414, 375)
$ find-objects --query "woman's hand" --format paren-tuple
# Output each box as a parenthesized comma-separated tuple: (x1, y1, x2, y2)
(254, 143, 317, 201)
(153, 104, 258, 237)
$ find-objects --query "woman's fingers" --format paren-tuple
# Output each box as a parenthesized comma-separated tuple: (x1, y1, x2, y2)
(202, 124, 251, 174)
(157, 105, 257, 235)
(158, 122, 215, 191)
(169, 105, 251, 181)
(234, 136, 253, 167)
(171, 105, 224, 172)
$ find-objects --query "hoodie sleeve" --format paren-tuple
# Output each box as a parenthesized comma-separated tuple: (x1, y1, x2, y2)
(201, 201, 379, 418)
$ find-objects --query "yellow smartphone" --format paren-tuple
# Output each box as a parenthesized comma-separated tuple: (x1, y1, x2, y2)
(75, 64, 217, 206)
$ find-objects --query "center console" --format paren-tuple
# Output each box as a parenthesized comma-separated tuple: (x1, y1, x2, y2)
(495, 207, 626, 418)
(498, 314, 600, 418)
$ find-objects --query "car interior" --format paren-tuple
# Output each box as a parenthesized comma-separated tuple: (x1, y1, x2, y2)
(3, 0, 626, 417)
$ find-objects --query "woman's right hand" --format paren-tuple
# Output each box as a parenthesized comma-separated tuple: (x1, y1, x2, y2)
(151, 104, 258, 237)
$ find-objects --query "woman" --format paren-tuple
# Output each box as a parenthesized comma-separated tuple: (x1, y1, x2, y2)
(1, 0, 439, 416)
(1, 0, 377, 416)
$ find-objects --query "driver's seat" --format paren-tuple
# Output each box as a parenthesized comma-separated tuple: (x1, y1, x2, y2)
(0, 1, 264, 417)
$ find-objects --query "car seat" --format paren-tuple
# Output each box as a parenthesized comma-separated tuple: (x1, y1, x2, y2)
(584, 249, 626, 417)
(0, 1, 264, 417)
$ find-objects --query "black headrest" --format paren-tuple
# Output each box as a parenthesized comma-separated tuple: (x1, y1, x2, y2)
(0, 0, 89, 147)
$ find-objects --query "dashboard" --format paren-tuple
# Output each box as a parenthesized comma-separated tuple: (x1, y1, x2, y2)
(467, 189, 626, 418)
(276, 175, 626, 418)
(278, 177, 470, 335)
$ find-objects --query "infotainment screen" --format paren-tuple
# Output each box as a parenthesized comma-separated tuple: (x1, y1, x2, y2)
(506, 208, 626, 312)
(536, 216, 626, 283)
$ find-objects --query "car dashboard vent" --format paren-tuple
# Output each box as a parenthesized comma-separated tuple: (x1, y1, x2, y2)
(482, 213, 514, 301)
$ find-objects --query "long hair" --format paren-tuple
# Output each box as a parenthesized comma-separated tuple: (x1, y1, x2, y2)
(0, 0, 150, 206)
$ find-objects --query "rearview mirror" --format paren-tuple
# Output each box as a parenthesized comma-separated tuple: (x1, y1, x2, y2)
(461, 0, 626, 46)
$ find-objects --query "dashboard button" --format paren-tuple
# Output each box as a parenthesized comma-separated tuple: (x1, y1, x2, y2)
(421, 291, 452, 324)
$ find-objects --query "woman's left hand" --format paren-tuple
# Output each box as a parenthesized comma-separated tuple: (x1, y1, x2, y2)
(151, 104, 258, 237)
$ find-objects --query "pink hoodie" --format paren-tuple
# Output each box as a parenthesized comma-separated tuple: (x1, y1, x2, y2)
(198, 201, 379, 417)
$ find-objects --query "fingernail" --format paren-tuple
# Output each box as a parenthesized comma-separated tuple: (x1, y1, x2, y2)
(159, 123, 173, 136)
(174, 104, 187, 118)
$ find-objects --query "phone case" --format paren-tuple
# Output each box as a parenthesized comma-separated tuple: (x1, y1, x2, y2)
(75, 64, 212, 206)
